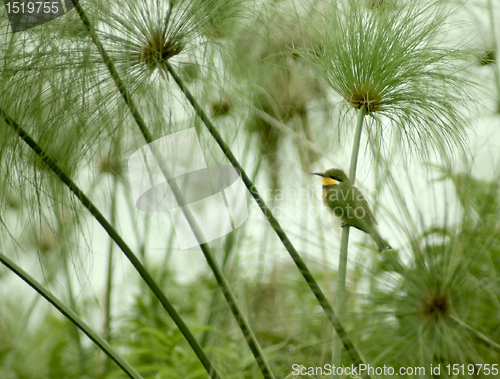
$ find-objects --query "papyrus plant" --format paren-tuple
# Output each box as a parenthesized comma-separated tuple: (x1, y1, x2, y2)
(298, 0, 475, 368)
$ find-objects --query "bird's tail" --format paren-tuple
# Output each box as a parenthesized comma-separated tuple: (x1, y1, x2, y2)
(369, 228, 391, 253)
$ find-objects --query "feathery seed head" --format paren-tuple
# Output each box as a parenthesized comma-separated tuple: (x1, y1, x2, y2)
(137, 31, 184, 71)
(99, 0, 223, 81)
(346, 82, 383, 114)
(419, 291, 450, 322)
(478, 49, 495, 66)
(300, 0, 476, 158)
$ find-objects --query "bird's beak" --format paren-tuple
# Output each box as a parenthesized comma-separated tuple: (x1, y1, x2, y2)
(312, 172, 325, 177)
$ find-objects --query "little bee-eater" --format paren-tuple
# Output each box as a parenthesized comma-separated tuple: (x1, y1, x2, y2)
(313, 168, 391, 252)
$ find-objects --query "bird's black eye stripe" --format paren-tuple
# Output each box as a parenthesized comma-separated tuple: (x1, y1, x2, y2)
(330, 175, 342, 182)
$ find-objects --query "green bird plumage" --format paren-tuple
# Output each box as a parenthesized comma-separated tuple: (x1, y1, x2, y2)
(314, 168, 391, 252)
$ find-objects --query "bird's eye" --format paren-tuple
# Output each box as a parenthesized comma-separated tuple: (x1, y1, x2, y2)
(331, 176, 342, 182)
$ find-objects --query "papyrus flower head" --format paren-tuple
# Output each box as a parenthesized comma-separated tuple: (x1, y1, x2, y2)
(301, 0, 475, 158)
(99, 0, 242, 82)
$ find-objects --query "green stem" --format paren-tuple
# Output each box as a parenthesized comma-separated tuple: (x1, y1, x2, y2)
(0, 106, 221, 379)
(349, 106, 367, 182)
(138, 213, 150, 297)
(165, 61, 369, 373)
(103, 183, 118, 323)
(332, 106, 366, 374)
(97, 172, 120, 378)
(53, 185, 87, 374)
(0, 252, 143, 379)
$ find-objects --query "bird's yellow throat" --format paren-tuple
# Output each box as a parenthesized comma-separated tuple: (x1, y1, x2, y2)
(321, 177, 339, 186)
